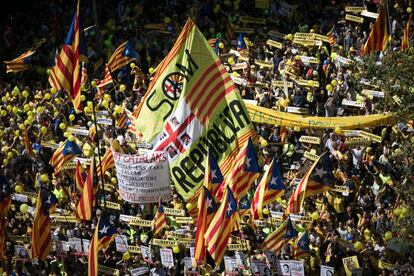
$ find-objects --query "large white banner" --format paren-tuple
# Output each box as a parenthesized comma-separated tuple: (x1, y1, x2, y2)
(113, 150, 171, 203)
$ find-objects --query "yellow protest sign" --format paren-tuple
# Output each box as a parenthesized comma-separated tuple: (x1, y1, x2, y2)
(163, 207, 186, 216)
(294, 32, 315, 40)
(152, 239, 176, 247)
(299, 136, 321, 144)
(100, 201, 121, 210)
(359, 130, 382, 143)
(128, 218, 153, 227)
(266, 39, 282, 49)
(175, 217, 194, 224)
(128, 246, 142, 254)
(227, 244, 249, 251)
(245, 102, 397, 129)
(304, 151, 320, 161)
(345, 6, 365, 13)
(234, 27, 255, 34)
(342, 256, 360, 276)
(345, 137, 371, 146)
(239, 16, 266, 25)
(272, 80, 293, 88)
(345, 14, 364, 23)
(98, 265, 120, 276)
(255, 60, 274, 68)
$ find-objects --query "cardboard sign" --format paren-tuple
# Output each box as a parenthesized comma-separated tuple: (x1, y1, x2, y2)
(361, 10, 378, 19)
(299, 136, 321, 144)
(314, 34, 330, 42)
(115, 235, 128, 252)
(235, 252, 248, 269)
(175, 217, 194, 224)
(342, 256, 360, 276)
(227, 243, 249, 251)
(277, 260, 291, 276)
(320, 265, 334, 276)
(12, 193, 28, 202)
(264, 251, 278, 269)
(286, 107, 308, 114)
(342, 130, 361, 137)
(289, 214, 312, 223)
(234, 27, 254, 34)
(345, 14, 364, 23)
(304, 151, 320, 161)
(358, 130, 382, 143)
(140, 245, 152, 261)
(342, 99, 366, 108)
(290, 260, 305, 276)
(67, 127, 90, 136)
(98, 265, 120, 276)
(251, 261, 272, 275)
(293, 38, 322, 47)
(131, 267, 149, 276)
(272, 80, 293, 88)
(345, 137, 371, 146)
(232, 62, 248, 70)
(231, 76, 247, 86)
(51, 215, 79, 223)
(99, 201, 121, 210)
(267, 39, 283, 49)
(151, 239, 176, 247)
(163, 207, 185, 216)
(128, 246, 142, 254)
(68, 238, 83, 253)
(345, 6, 365, 13)
(300, 56, 319, 64)
(82, 239, 90, 253)
(14, 245, 29, 257)
(361, 89, 384, 98)
(97, 117, 113, 125)
(224, 256, 239, 272)
(294, 33, 315, 40)
(295, 79, 319, 87)
(9, 235, 31, 243)
(331, 185, 350, 196)
(239, 16, 266, 25)
(160, 248, 174, 268)
(255, 60, 274, 68)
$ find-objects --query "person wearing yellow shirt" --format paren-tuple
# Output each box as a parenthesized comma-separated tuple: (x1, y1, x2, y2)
(172, 194, 184, 210)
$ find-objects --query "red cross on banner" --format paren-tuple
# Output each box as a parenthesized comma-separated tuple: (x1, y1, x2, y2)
(154, 113, 196, 154)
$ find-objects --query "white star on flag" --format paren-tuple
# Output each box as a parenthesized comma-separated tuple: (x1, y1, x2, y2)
(207, 197, 213, 209)
(66, 146, 73, 153)
(286, 230, 291, 236)
(227, 202, 233, 215)
(270, 176, 278, 185)
(45, 195, 51, 205)
(245, 157, 252, 169)
(299, 240, 306, 247)
(211, 169, 217, 180)
(241, 199, 248, 208)
(99, 225, 109, 235)
(314, 167, 325, 179)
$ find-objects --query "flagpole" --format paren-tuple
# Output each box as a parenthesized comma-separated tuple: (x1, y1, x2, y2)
(91, 94, 107, 209)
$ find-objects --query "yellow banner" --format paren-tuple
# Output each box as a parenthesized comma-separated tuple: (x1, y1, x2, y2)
(266, 39, 282, 49)
(245, 102, 396, 129)
(163, 207, 186, 216)
(345, 14, 364, 23)
(135, 19, 255, 200)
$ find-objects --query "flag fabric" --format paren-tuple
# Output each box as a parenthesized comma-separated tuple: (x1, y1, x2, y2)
(75, 160, 85, 191)
(326, 25, 336, 45)
(287, 153, 334, 214)
(97, 64, 114, 94)
(401, 14, 412, 50)
(76, 157, 95, 221)
(88, 217, 117, 276)
(0, 176, 11, 258)
(205, 149, 224, 197)
(362, 1, 391, 55)
(237, 33, 247, 51)
(80, 62, 88, 88)
(23, 127, 34, 158)
(144, 23, 172, 34)
(115, 110, 127, 128)
(125, 108, 138, 134)
(251, 156, 285, 220)
(193, 185, 218, 266)
(134, 18, 256, 200)
(204, 186, 237, 266)
(107, 41, 138, 72)
(31, 188, 58, 260)
(225, 138, 260, 200)
(88, 121, 97, 142)
(153, 196, 167, 236)
(226, 19, 234, 42)
(238, 194, 251, 218)
(96, 147, 115, 179)
(48, 48, 62, 91)
(207, 38, 220, 55)
(48, 0, 87, 112)
(262, 219, 289, 252)
(285, 217, 298, 239)
(4, 48, 37, 73)
(294, 231, 310, 259)
(49, 139, 82, 176)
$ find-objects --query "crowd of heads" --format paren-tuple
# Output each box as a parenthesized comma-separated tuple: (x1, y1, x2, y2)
(1, 0, 414, 275)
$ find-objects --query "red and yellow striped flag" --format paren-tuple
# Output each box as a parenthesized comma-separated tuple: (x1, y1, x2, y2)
(88, 217, 117, 276)
(76, 157, 94, 221)
(107, 41, 138, 72)
(204, 186, 237, 266)
(49, 139, 82, 176)
(401, 14, 412, 50)
(0, 180, 11, 258)
(251, 156, 285, 220)
(75, 160, 85, 191)
(22, 127, 34, 158)
(48, 0, 87, 112)
(262, 219, 288, 252)
(31, 188, 58, 260)
(4, 48, 37, 73)
(362, 1, 391, 55)
(96, 147, 114, 179)
(153, 196, 167, 236)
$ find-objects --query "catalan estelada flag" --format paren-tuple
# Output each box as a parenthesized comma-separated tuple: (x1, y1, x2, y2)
(237, 33, 247, 51)
(287, 153, 334, 214)
(251, 156, 285, 220)
(294, 231, 310, 259)
(48, 0, 87, 112)
(76, 157, 94, 221)
(193, 151, 219, 266)
(4, 48, 37, 73)
(96, 147, 114, 178)
(31, 188, 58, 260)
(401, 14, 412, 50)
(0, 176, 11, 258)
(362, 0, 392, 55)
(238, 194, 251, 218)
(88, 217, 117, 276)
(49, 139, 82, 176)
(262, 219, 288, 252)
(97, 64, 113, 94)
(75, 160, 85, 191)
(134, 18, 256, 200)
(204, 186, 237, 266)
(153, 196, 167, 236)
(226, 137, 260, 199)
(125, 108, 138, 134)
(107, 41, 138, 72)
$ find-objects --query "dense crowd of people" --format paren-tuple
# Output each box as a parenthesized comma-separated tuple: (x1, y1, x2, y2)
(1, 0, 414, 275)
